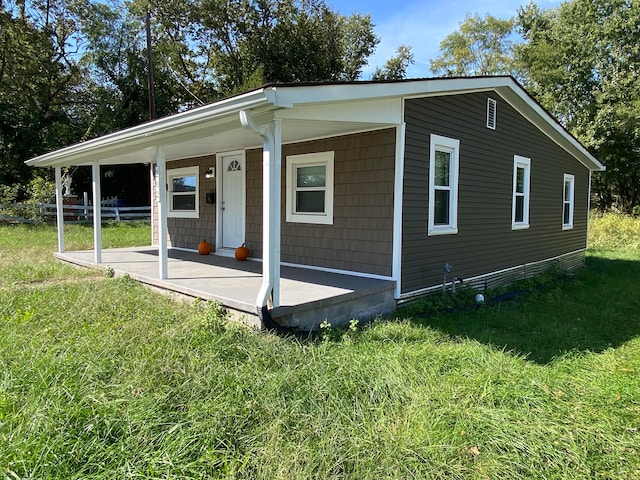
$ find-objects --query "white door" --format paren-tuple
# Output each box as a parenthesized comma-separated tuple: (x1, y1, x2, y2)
(220, 153, 245, 249)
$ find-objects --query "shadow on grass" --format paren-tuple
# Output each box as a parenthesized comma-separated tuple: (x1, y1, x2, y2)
(408, 256, 640, 365)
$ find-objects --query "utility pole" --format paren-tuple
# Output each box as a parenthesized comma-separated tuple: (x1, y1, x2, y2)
(145, 8, 156, 121)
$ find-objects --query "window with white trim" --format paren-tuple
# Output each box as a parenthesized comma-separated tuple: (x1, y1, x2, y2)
(563, 174, 575, 230)
(286, 151, 334, 225)
(512, 155, 531, 229)
(168, 166, 199, 218)
(428, 134, 460, 236)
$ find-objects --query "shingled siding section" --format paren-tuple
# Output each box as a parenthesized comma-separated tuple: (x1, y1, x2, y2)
(244, 148, 263, 258)
(152, 156, 217, 250)
(402, 93, 590, 294)
(245, 129, 396, 277)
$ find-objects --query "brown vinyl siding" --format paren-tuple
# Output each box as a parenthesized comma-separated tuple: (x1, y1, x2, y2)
(402, 93, 590, 294)
(159, 156, 217, 250)
(246, 129, 396, 277)
(244, 148, 263, 257)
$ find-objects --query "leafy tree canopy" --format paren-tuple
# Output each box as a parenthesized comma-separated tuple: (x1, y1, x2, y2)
(517, 0, 640, 212)
(372, 45, 414, 81)
(0, 0, 390, 201)
(0, 0, 82, 190)
(430, 13, 516, 77)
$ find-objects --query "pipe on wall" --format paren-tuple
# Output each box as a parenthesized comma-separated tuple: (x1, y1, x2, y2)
(239, 110, 282, 328)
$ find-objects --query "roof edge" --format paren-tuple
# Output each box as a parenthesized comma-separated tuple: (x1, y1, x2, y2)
(26, 88, 274, 167)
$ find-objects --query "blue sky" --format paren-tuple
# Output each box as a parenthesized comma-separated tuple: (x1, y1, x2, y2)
(331, 0, 563, 78)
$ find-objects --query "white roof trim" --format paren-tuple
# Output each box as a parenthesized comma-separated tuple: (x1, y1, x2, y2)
(25, 77, 604, 172)
(25, 88, 275, 167)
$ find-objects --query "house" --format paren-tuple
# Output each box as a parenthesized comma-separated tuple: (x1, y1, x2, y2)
(26, 77, 605, 330)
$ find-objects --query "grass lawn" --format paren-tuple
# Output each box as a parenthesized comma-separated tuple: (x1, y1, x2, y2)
(1, 216, 639, 479)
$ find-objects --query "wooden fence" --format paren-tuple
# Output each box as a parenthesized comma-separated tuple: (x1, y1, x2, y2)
(0, 203, 151, 224)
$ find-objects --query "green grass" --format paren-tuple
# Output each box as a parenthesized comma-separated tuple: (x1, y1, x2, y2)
(0, 222, 151, 285)
(1, 216, 639, 479)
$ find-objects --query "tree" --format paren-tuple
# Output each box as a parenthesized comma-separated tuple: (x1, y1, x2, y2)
(430, 13, 517, 77)
(183, 0, 379, 95)
(0, 1, 83, 196)
(1, 0, 384, 203)
(517, 0, 640, 212)
(372, 45, 414, 80)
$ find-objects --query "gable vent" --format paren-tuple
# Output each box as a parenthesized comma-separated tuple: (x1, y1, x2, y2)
(487, 98, 497, 130)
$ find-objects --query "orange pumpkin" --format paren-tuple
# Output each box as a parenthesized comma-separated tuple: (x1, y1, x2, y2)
(235, 243, 249, 261)
(197, 239, 212, 255)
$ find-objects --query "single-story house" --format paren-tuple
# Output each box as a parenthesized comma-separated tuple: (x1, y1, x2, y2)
(26, 76, 605, 330)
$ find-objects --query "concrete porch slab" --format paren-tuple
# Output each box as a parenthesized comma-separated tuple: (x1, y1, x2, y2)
(55, 247, 396, 330)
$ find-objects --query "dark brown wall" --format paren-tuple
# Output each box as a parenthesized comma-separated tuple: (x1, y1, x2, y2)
(402, 93, 590, 294)
(246, 129, 396, 277)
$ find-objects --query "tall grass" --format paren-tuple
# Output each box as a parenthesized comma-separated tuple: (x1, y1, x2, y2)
(589, 211, 640, 255)
(0, 222, 150, 285)
(1, 216, 639, 479)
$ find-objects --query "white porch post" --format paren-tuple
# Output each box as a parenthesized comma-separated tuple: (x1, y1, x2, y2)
(54, 166, 65, 253)
(270, 119, 282, 307)
(392, 123, 406, 298)
(156, 146, 168, 279)
(92, 161, 102, 263)
(239, 111, 281, 310)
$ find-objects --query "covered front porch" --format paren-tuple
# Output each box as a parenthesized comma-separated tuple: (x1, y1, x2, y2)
(26, 83, 405, 328)
(55, 247, 396, 331)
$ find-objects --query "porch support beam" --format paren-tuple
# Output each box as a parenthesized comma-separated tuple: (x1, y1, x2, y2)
(156, 146, 168, 279)
(392, 123, 406, 298)
(92, 161, 102, 263)
(239, 111, 281, 311)
(54, 166, 65, 253)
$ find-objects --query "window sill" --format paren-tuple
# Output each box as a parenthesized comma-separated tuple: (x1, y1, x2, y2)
(286, 213, 333, 225)
(562, 224, 574, 231)
(428, 227, 458, 236)
(168, 211, 199, 219)
(511, 223, 530, 230)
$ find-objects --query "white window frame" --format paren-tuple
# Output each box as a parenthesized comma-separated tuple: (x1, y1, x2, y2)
(428, 134, 460, 236)
(512, 155, 531, 230)
(563, 173, 575, 230)
(167, 166, 199, 219)
(286, 151, 334, 225)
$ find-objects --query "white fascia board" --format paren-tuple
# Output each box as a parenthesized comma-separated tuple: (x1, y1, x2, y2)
(270, 77, 513, 106)
(26, 89, 274, 168)
(275, 97, 402, 125)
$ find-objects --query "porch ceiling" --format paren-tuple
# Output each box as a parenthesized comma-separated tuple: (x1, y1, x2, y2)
(27, 99, 395, 168)
(155, 118, 386, 167)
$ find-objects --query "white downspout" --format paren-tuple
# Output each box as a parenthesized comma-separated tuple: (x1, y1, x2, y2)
(239, 110, 281, 312)
(92, 161, 102, 263)
(54, 166, 65, 253)
(156, 146, 168, 279)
